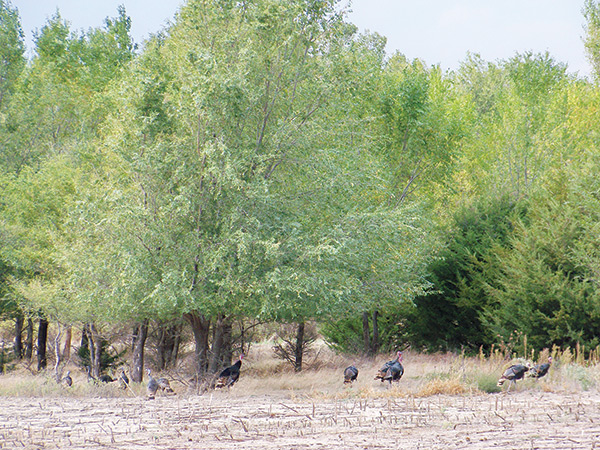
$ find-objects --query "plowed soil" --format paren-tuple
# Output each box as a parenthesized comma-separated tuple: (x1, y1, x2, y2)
(1, 389, 599, 449)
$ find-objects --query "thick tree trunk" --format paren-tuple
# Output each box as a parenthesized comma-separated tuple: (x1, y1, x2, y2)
(82, 324, 93, 373)
(170, 327, 181, 368)
(184, 312, 210, 376)
(0, 340, 5, 374)
(294, 321, 305, 372)
(14, 315, 23, 359)
(157, 324, 167, 370)
(371, 310, 380, 355)
(88, 323, 102, 378)
(81, 323, 91, 370)
(24, 318, 33, 360)
(81, 324, 89, 348)
(362, 312, 370, 355)
(221, 320, 233, 367)
(53, 325, 63, 382)
(130, 324, 138, 353)
(157, 322, 181, 370)
(131, 320, 148, 383)
(62, 326, 72, 361)
(209, 315, 232, 373)
(37, 318, 48, 371)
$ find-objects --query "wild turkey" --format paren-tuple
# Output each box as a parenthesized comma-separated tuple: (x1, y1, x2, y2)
(99, 374, 115, 383)
(375, 351, 404, 385)
(145, 369, 173, 398)
(85, 366, 115, 384)
(157, 376, 174, 393)
(85, 366, 95, 383)
(528, 356, 552, 379)
(343, 365, 359, 384)
(146, 369, 159, 399)
(216, 354, 244, 388)
(119, 369, 129, 389)
(62, 370, 73, 387)
(497, 363, 529, 392)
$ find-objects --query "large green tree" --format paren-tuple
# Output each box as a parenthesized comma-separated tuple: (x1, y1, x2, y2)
(455, 52, 570, 200)
(584, 0, 600, 81)
(0, 0, 24, 109)
(483, 161, 600, 352)
(73, 0, 438, 374)
(0, 7, 137, 374)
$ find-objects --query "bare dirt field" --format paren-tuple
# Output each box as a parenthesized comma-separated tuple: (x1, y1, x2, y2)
(1, 388, 600, 450)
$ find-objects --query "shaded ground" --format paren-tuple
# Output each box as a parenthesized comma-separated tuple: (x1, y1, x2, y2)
(1, 390, 599, 449)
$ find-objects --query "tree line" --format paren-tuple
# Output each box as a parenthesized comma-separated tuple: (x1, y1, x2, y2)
(2, 0, 600, 380)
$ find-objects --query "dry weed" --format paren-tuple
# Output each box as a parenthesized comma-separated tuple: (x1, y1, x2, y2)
(3, 342, 600, 400)
(416, 378, 469, 397)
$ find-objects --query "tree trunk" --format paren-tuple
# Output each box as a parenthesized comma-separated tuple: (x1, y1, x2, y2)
(221, 320, 233, 367)
(53, 325, 63, 382)
(24, 318, 33, 360)
(239, 320, 247, 356)
(156, 324, 167, 370)
(170, 326, 181, 368)
(0, 340, 5, 374)
(37, 318, 48, 371)
(294, 321, 305, 372)
(184, 312, 210, 376)
(157, 322, 181, 370)
(88, 323, 102, 378)
(362, 312, 370, 355)
(371, 310, 380, 355)
(81, 324, 89, 349)
(131, 320, 148, 383)
(80, 323, 91, 370)
(62, 326, 72, 361)
(14, 315, 23, 359)
(82, 324, 93, 373)
(209, 315, 229, 373)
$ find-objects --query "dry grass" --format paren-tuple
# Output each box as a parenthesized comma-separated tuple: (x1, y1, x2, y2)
(0, 367, 147, 398)
(1, 341, 600, 400)
(2, 342, 600, 449)
(416, 378, 469, 396)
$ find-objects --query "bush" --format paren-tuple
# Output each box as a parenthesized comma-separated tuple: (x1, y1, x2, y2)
(474, 373, 501, 393)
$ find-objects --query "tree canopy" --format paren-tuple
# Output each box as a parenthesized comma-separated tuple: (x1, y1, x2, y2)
(2, 0, 600, 371)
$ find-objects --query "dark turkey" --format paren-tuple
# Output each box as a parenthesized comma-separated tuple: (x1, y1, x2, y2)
(343, 365, 359, 384)
(157, 376, 174, 393)
(119, 369, 129, 389)
(99, 374, 115, 383)
(62, 370, 72, 387)
(146, 369, 159, 399)
(497, 363, 529, 392)
(375, 351, 404, 385)
(528, 356, 552, 379)
(216, 354, 244, 388)
(85, 365, 95, 383)
(145, 369, 174, 398)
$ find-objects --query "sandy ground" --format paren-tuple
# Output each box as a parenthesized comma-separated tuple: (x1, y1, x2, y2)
(1, 388, 599, 450)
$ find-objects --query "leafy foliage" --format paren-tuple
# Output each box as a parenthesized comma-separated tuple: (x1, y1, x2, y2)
(405, 194, 524, 352)
(584, 0, 600, 80)
(0, 0, 25, 109)
(3, 0, 600, 366)
(484, 162, 600, 352)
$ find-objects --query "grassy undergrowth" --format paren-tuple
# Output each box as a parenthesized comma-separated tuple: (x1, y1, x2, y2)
(1, 342, 599, 398)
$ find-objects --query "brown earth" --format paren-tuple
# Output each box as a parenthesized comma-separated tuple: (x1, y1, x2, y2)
(1, 389, 599, 449)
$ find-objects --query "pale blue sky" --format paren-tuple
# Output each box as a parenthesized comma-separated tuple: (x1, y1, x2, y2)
(15, 0, 592, 77)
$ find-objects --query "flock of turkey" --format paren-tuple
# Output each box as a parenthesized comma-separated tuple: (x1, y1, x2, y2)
(59, 354, 246, 399)
(343, 350, 405, 386)
(58, 352, 553, 396)
(344, 351, 553, 393)
(497, 356, 553, 392)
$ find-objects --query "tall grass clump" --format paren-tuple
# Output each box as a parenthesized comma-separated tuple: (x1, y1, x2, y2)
(473, 373, 501, 393)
